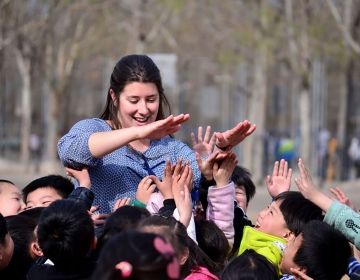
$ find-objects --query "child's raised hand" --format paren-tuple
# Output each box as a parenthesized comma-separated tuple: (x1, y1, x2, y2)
(295, 159, 333, 212)
(294, 158, 319, 200)
(89, 205, 109, 226)
(195, 151, 227, 181)
(113, 197, 131, 211)
(191, 126, 216, 158)
(290, 268, 313, 280)
(265, 159, 292, 198)
(172, 164, 193, 227)
(214, 120, 256, 151)
(213, 152, 237, 187)
(136, 176, 157, 205)
(329, 186, 355, 210)
(149, 160, 174, 199)
(65, 167, 91, 189)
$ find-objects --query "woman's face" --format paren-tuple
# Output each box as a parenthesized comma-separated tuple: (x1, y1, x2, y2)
(115, 82, 160, 128)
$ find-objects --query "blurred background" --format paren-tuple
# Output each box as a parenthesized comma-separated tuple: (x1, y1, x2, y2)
(1, 0, 360, 196)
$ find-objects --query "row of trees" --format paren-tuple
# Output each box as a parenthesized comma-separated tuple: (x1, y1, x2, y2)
(1, 0, 360, 181)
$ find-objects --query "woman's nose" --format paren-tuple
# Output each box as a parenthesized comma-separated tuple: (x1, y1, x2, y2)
(137, 101, 149, 114)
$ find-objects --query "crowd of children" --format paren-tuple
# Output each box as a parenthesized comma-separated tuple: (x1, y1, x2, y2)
(1, 139, 359, 279)
(1, 54, 360, 279)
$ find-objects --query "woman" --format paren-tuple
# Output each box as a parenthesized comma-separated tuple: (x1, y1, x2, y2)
(58, 54, 255, 214)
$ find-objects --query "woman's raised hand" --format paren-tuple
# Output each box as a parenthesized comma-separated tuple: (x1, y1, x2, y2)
(139, 114, 190, 140)
(214, 120, 256, 151)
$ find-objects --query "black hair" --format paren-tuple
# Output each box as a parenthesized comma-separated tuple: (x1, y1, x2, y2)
(139, 215, 219, 278)
(95, 205, 150, 257)
(231, 166, 256, 204)
(91, 231, 179, 280)
(274, 191, 323, 236)
(22, 175, 74, 202)
(293, 220, 351, 280)
(4, 215, 38, 277)
(0, 213, 7, 244)
(18, 207, 45, 224)
(100, 54, 171, 129)
(221, 249, 278, 280)
(195, 219, 230, 270)
(0, 179, 15, 186)
(37, 199, 94, 267)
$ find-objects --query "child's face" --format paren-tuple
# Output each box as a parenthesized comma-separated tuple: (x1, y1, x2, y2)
(25, 187, 63, 209)
(255, 200, 288, 238)
(0, 233, 14, 270)
(0, 183, 25, 217)
(280, 233, 303, 274)
(235, 185, 248, 212)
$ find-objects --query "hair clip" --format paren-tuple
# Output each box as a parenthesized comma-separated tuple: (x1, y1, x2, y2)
(153, 237, 180, 279)
(115, 261, 133, 278)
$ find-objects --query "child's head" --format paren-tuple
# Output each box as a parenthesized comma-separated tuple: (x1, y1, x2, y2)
(195, 219, 230, 269)
(255, 191, 323, 240)
(96, 205, 150, 256)
(37, 199, 94, 267)
(139, 215, 218, 278)
(221, 249, 278, 280)
(0, 213, 14, 270)
(23, 175, 74, 209)
(231, 166, 256, 212)
(0, 180, 24, 216)
(280, 220, 351, 280)
(91, 231, 180, 280)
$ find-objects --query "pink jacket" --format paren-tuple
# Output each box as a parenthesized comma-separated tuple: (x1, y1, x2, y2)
(184, 266, 219, 280)
(206, 182, 235, 246)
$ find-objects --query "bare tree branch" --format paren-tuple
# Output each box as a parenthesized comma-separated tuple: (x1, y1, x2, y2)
(325, 0, 360, 55)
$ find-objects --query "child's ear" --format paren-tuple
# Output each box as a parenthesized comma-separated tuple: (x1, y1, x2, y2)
(179, 248, 189, 265)
(91, 237, 97, 250)
(30, 242, 43, 258)
(283, 230, 295, 242)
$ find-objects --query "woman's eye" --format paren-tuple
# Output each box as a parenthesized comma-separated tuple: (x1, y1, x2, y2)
(129, 100, 138, 104)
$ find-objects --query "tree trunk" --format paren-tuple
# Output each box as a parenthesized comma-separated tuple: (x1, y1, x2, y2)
(14, 48, 31, 166)
(243, 45, 267, 184)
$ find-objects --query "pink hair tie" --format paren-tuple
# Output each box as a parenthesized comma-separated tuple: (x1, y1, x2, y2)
(115, 261, 132, 278)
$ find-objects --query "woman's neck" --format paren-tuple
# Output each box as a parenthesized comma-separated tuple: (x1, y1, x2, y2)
(129, 139, 151, 153)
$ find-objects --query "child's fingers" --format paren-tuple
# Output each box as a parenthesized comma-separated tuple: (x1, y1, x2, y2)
(204, 126, 211, 143)
(287, 168, 293, 182)
(272, 161, 279, 177)
(190, 132, 196, 147)
(209, 132, 216, 146)
(197, 126, 203, 143)
(283, 160, 288, 177)
(279, 159, 285, 176)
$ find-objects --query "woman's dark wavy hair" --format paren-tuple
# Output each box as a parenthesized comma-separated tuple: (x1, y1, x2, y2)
(100, 54, 171, 129)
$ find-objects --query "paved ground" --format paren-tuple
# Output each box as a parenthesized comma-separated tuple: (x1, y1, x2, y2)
(1, 158, 359, 222)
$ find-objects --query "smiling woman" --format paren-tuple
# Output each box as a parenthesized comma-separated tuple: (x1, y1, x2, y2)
(58, 55, 199, 214)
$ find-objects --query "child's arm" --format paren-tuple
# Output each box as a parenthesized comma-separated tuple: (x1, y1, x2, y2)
(207, 152, 237, 246)
(295, 158, 360, 250)
(265, 159, 292, 198)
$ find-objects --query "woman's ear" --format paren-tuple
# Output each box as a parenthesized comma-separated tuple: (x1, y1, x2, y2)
(179, 248, 189, 265)
(30, 242, 43, 258)
(109, 89, 117, 106)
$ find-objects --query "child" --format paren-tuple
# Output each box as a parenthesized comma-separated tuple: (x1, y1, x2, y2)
(92, 231, 180, 280)
(22, 175, 74, 209)
(0, 213, 14, 271)
(27, 199, 95, 280)
(0, 179, 25, 216)
(236, 191, 323, 274)
(221, 249, 278, 280)
(280, 220, 351, 280)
